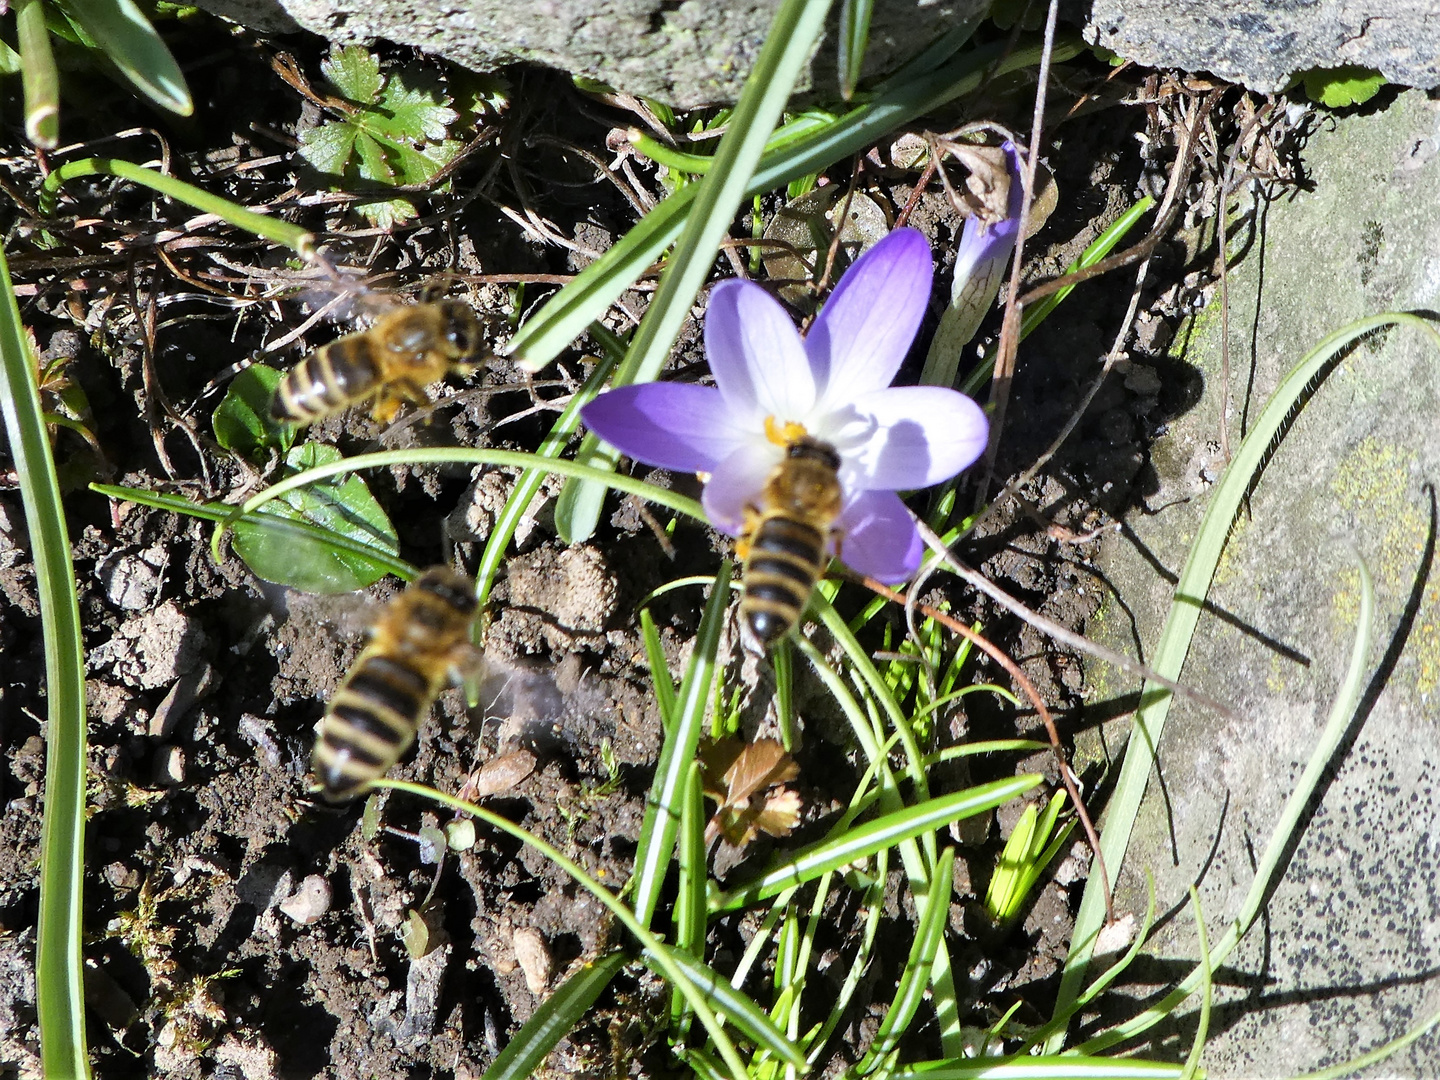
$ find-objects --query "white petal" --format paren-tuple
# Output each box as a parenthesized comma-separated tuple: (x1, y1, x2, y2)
(701, 442, 784, 536)
(846, 386, 990, 490)
(705, 280, 816, 423)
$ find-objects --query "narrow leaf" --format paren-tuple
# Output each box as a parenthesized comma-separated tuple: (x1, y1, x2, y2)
(712, 775, 1041, 911)
(641, 946, 808, 1070)
(0, 245, 92, 1075)
(631, 562, 733, 929)
(483, 952, 626, 1080)
(63, 0, 192, 114)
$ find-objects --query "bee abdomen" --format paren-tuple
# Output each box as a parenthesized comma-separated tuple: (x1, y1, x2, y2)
(271, 343, 380, 423)
(313, 654, 435, 802)
(741, 516, 826, 646)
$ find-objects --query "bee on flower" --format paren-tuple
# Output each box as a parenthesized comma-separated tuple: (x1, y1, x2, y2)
(581, 226, 997, 650)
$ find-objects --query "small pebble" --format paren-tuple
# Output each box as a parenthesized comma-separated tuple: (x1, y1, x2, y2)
(154, 745, 185, 786)
(278, 875, 331, 925)
(512, 927, 551, 995)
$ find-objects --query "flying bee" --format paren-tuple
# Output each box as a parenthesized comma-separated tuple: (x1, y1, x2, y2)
(270, 298, 486, 427)
(738, 436, 843, 651)
(312, 566, 483, 803)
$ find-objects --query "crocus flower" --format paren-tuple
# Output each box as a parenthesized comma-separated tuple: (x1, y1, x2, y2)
(923, 140, 1025, 387)
(580, 227, 989, 583)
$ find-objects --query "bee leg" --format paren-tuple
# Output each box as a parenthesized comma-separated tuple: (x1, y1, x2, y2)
(370, 392, 405, 425)
(371, 382, 432, 424)
(445, 642, 487, 686)
(736, 504, 763, 561)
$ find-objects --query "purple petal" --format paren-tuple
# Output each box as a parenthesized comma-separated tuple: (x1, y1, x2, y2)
(581, 383, 746, 472)
(701, 442, 784, 536)
(806, 228, 933, 412)
(848, 386, 990, 490)
(950, 141, 1022, 303)
(836, 490, 923, 583)
(705, 279, 815, 422)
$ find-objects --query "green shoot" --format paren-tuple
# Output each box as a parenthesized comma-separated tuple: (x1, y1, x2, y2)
(983, 791, 1074, 925)
(15, 0, 59, 147)
(1, 222, 91, 1079)
(62, 0, 191, 114)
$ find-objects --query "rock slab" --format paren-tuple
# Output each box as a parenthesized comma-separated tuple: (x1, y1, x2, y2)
(1088, 89, 1440, 1073)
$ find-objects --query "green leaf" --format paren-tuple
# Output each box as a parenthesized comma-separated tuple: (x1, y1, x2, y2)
(212, 364, 294, 460)
(0, 38, 22, 75)
(1300, 65, 1386, 108)
(297, 120, 359, 176)
(232, 442, 399, 593)
(356, 197, 418, 230)
(321, 44, 383, 105)
(62, 0, 192, 114)
(837, 0, 873, 98)
(375, 69, 458, 142)
(352, 129, 395, 183)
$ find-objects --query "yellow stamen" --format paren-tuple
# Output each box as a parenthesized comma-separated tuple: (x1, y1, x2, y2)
(764, 416, 808, 446)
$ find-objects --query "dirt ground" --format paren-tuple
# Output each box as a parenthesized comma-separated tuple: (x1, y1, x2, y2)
(0, 17, 1304, 1080)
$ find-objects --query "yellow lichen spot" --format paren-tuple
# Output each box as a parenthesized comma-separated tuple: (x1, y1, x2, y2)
(1329, 437, 1440, 694)
(764, 416, 808, 447)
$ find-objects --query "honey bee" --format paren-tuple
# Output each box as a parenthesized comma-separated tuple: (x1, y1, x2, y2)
(738, 436, 843, 650)
(312, 566, 483, 802)
(270, 299, 485, 427)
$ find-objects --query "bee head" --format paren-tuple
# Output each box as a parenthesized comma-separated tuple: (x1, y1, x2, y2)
(786, 437, 841, 473)
(413, 566, 479, 615)
(439, 301, 484, 361)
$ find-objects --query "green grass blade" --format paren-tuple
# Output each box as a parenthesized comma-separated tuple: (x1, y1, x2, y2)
(61, 0, 192, 114)
(1051, 312, 1440, 1048)
(554, 0, 835, 543)
(16, 0, 59, 148)
(40, 158, 312, 253)
(482, 951, 627, 1080)
(1074, 555, 1376, 1055)
(509, 37, 1082, 376)
(711, 775, 1040, 911)
(0, 248, 91, 1077)
(836, 0, 874, 98)
(378, 779, 751, 1080)
(644, 946, 809, 1070)
(632, 562, 733, 929)
(474, 329, 620, 608)
(670, 759, 708, 1034)
(858, 847, 954, 1071)
(639, 605, 679, 732)
(890, 1057, 1184, 1079)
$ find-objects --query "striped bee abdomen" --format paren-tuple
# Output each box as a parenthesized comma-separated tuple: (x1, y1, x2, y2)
(271, 341, 380, 423)
(313, 652, 439, 802)
(741, 515, 827, 647)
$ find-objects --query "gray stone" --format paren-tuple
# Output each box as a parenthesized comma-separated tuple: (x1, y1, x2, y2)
(1087, 1, 1440, 95)
(192, 0, 1440, 108)
(1087, 89, 1440, 1071)
(196, 0, 989, 109)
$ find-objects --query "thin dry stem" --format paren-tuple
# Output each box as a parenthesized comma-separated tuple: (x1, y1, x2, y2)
(858, 571, 1113, 925)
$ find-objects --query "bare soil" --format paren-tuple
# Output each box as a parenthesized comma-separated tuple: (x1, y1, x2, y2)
(0, 19, 1279, 1080)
